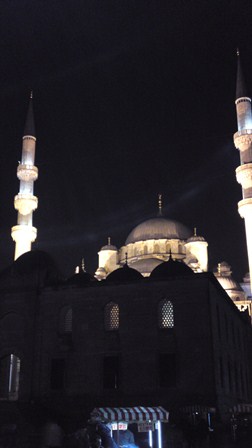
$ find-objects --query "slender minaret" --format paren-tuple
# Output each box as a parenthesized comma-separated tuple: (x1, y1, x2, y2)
(234, 50, 252, 286)
(11, 92, 38, 260)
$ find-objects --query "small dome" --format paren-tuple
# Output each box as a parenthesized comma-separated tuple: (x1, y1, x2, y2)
(67, 270, 97, 286)
(100, 237, 117, 251)
(126, 217, 190, 245)
(186, 228, 205, 243)
(186, 235, 205, 243)
(150, 257, 194, 279)
(13, 250, 60, 285)
(106, 264, 143, 283)
(100, 244, 117, 251)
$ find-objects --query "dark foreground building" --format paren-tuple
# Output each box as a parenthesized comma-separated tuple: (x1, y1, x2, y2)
(0, 250, 251, 446)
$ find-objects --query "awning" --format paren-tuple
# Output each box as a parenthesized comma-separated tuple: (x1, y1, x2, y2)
(180, 405, 216, 414)
(230, 403, 252, 414)
(91, 406, 169, 423)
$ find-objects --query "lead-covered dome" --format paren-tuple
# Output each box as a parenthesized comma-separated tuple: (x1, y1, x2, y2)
(106, 264, 143, 283)
(125, 217, 190, 245)
(150, 257, 194, 279)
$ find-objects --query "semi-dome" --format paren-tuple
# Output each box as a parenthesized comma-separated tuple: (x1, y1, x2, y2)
(216, 276, 242, 292)
(150, 257, 194, 279)
(129, 258, 163, 275)
(106, 264, 143, 283)
(125, 217, 190, 245)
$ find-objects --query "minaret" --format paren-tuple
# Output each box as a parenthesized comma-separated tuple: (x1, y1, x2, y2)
(233, 50, 252, 286)
(11, 92, 38, 260)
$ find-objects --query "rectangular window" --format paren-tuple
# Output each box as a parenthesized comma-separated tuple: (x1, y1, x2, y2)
(50, 359, 65, 390)
(103, 356, 120, 389)
(159, 353, 176, 387)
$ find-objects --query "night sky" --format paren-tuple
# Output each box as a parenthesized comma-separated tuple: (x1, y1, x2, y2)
(0, 1, 251, 280)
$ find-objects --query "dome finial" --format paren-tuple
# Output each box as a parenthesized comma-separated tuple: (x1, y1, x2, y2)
(125, 252, 128, 266)
(237, 47, 240, 57)
(81, 257, 86, 272)
(194, 227, 197, 237)
(30, 90, 33, 99)
(108, 236, 111, 245)
(158, 193, 162, 216)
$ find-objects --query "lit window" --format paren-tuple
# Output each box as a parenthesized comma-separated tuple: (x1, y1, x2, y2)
(104, 302, 119, 331)
(59, 307, 72, 334)
(0, 354, 20, 400)
(158, 300, 174, 328)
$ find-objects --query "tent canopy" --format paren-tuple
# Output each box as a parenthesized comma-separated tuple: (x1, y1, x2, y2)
(91, 406, 169, 423)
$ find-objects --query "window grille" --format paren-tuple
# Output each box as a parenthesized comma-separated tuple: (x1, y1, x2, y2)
(59, 307, 72, 334)
(158, 300, 174, 328)
(105, 302, 119, 330)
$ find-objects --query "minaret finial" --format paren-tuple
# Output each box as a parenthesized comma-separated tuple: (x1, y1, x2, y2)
(236, 48, 248, 100)
(158, 193, 162, 216)
(81, 257, 85, 272)
(125, 252, 128, 266)
(108, 236, 111, 246)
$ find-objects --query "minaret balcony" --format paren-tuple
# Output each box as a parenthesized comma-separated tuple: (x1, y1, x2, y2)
(236, 163, 252, 189)
(14, 194, 38, 215)
(11, 224, 37, 243)
(234, 129, 252, 151)
(17, 164, 38, 182)
(238, 198, 252, 219)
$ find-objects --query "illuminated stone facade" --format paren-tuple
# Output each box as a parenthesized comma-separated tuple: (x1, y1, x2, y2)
(95, 219, 208, 279)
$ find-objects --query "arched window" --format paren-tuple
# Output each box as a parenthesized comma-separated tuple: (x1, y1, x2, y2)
(158, 300, 174, 328)
(144, 245, 148, 255)
(178, 244, 183, 254)
(59, 307, 72, 334)
(104, 302, 119, 331)
(166, 243, 171, 253)
(0, 354, 20, 400)
(154, 244, 159, 253)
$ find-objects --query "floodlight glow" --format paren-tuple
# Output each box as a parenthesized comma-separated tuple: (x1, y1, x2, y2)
(148, 430, 153, 447)
(157, 421, 162, 448)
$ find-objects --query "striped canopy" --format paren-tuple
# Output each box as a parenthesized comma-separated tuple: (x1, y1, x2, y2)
(91, 406, 169, 423)
(230, 403, 252, 414)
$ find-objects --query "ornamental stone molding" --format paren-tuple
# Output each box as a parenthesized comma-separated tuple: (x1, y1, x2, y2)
(17, 164, 38, 182)
(234, 130, 252, 151)
(11, 225, 37, 243)
(238, 198, 252, 219)
(14, 194, 38, 215)
(236, 163, 252, 189)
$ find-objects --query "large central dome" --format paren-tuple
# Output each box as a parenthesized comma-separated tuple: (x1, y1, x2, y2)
(125, 217, 191, 245)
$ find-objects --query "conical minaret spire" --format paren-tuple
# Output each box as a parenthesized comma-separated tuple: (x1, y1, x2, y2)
(11, 93, 38, 260)
(233, 51, 252, 288)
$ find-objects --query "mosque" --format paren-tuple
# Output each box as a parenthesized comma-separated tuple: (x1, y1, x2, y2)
(0, 54, 252, 446)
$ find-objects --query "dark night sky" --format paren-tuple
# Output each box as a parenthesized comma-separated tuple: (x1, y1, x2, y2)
(0, 1, 251, 280)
